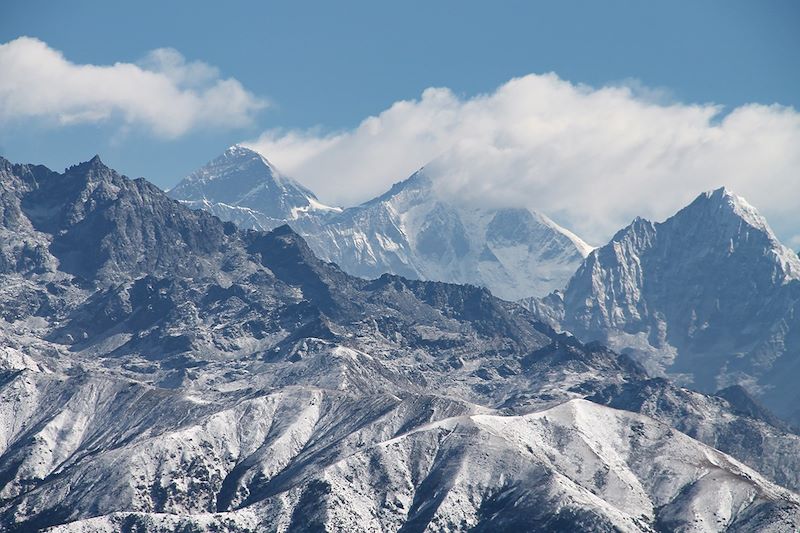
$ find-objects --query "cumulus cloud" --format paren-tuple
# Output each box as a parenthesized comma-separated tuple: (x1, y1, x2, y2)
(0, 37, 266, 138)
(245, 74, 800, 245)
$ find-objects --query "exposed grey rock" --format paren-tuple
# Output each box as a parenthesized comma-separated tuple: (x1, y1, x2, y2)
(554, 187, 800, 425)
(0, 158, 798, 532)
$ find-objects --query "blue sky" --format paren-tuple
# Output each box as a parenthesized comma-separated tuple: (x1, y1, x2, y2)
(1, 0, 798, 244)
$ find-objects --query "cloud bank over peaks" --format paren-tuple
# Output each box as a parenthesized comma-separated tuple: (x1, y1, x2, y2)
(245, 73, 800, 245)
(0, 37, 266, 138)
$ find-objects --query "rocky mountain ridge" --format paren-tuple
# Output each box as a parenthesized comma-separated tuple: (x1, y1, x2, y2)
(529, 187, 800, 426)
(1, 156, 799, 531)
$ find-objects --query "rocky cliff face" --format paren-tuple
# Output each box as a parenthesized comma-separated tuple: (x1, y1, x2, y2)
(1, 158, 799, 532)
(557, 187, 800, 423)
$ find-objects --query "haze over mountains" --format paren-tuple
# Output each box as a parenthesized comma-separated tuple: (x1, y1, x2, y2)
(1, 151, 799, 531)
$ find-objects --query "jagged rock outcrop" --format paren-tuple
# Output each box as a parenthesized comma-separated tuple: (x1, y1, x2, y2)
(555, 187, 800, 424)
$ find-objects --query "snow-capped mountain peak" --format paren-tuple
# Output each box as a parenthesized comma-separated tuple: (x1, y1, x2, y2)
(301, 167, 593, 299)
(678, 186, 800, 280)
(173, 155, 592, 299)
(168, 145, 340, 226)
(558, 186, 800, 423)
(191, 144, 283, 186)
(692, 186, 776, 236)
(222, 143, 268, 161)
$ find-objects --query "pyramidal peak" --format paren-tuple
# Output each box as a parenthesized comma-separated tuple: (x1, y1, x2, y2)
(221, 144, 278, 171)
(224, 143, 257, 157)
(689, 186, 771, 233)
(704, 188, 800, 278)
(706, 185, 758, 212)
(673, 187, 799, 279)
(192, 144, 284, 186)
(169, 145, 340, 225)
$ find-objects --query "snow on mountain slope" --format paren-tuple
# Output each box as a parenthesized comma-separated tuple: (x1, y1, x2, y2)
(2, 157, 800, 532)
(7, 371, 800, 533)
(169, 145, 340, 228)
(304, 170, 593, 300)
(177, 198, 286, 232)
(173, 149, 592, 299)
(554, 187, 800, 424)
(590, 378, 800, 495)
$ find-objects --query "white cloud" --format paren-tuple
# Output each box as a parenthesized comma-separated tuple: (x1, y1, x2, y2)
(0, 37, 266, 138)
(245, 73, 800, 245)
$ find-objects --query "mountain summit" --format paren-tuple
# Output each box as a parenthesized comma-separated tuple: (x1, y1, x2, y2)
(558, 187, 800, 422)
(169, 145, 340, 226)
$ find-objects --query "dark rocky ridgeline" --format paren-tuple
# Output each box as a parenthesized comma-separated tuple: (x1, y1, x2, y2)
(0, 157, 799, 532)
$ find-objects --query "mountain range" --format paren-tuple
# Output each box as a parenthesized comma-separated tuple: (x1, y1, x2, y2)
(172, 146, 800, 428)
(2, 154, 800, 531)
(169, 146, 592, 300)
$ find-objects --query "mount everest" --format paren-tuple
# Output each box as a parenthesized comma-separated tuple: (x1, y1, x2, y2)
(168, 145, 342, 231)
